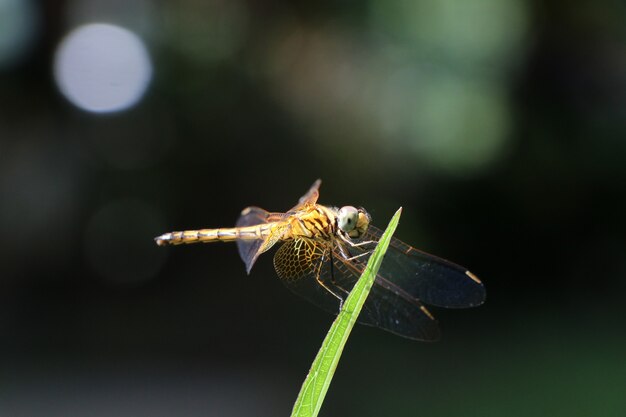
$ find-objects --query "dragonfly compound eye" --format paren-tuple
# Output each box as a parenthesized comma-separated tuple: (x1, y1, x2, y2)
(337, 206, 359, 233)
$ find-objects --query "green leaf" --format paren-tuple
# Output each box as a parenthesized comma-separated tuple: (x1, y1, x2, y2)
(290, 207, 403, 417)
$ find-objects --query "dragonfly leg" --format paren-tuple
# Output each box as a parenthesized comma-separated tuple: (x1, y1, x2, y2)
(330, 237, 372, 260)
(327, 250, 352, 301)
(315, 250, 346, 310)
(350, 240, 377, 247)
(335, 238, 372, 263)
(316, 273, 345, 310)
(338, 232, 376, 248)
(343, 251, 371, 262)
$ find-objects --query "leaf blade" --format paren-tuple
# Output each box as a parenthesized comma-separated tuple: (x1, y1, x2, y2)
(291, 207, 403, 417)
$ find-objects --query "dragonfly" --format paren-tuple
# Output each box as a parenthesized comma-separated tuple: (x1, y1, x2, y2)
(155, 179, 485, 341)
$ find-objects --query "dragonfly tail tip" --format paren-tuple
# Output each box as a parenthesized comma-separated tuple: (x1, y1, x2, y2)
(154, 234, 169, 246)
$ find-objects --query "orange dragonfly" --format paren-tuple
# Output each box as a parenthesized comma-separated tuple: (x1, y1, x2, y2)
(155, 180, 485, 341)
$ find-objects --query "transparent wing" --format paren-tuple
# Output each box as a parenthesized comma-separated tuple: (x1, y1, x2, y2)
(236, 207, 286, 274)
(274, 239, 340, 313)
(235, 179, 320, 273)
(274, 239, 440, 341)
(361, 225, 486, 308)
(288, 179, 321, 212)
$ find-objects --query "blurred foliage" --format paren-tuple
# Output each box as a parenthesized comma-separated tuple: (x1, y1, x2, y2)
(1, 0, 626, 416)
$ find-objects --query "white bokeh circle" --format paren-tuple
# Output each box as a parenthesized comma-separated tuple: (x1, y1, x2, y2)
(54, 23, 152, 113)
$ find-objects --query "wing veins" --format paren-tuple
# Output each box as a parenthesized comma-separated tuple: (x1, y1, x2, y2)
(331, 246, 432, 312)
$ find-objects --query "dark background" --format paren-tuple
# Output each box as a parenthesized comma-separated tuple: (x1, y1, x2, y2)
(2, 0, 626, 416)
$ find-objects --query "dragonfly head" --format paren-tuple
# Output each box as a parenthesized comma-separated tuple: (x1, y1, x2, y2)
(337, 206, 370, 239)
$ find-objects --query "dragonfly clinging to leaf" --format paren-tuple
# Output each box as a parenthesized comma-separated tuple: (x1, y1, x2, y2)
(155, 180, 485, 341)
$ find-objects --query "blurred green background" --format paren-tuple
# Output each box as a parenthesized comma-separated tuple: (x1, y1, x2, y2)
(2, 0, 626, 416)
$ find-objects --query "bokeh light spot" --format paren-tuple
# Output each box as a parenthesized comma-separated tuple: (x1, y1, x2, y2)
(380, 69, 511, 174)
(410, 78, 510, 174)
(370, 0, 528, 68)
(53, 23, 152, 113)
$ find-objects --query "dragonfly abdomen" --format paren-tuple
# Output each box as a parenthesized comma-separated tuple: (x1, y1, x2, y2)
(155, 224, 273, 246)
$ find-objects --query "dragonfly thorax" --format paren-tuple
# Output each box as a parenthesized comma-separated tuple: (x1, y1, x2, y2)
(337, 206, 370, 239)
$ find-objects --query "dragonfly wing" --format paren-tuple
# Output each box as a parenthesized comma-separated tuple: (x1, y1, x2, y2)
(287, 179, 321, 212)
(241, 179, 321, 272)
(362, 225, 486, 308)
(274, 239, 440, 341)
(274, 239, 340, 313)
(236, 207, 286, 274)
(331, 252, 441, 341)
